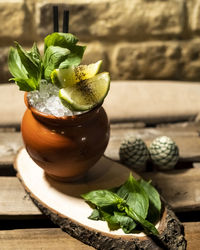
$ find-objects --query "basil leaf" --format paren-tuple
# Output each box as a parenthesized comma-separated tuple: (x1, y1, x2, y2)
(100, 208, 120, 230)
(125, 206, 159, 236)
(8, 32, 86, 92)
(44, 33, 86, 70)
(15, 42, 40, 84)
(43, 46, 70, 81)
(8, 47, 28, 79)
(44, 32, 78, 52)
(114, 211, 137, 233)
(88, 209, 101, 221)
(88, 206, 120, 230)
(82, 190, 125, 207)
(117, 174, 149, 219)
(59, 45, 86, 69)
(28, 43, 42, 67)
(11, 77, 37, 91)
(139, 179, 161, 223)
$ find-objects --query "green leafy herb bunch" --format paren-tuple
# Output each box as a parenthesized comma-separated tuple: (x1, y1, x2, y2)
(8, 32, 86, 92)
(82, 173, 161, 236)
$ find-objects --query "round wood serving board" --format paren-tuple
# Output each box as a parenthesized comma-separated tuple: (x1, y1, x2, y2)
(14, 148, 186, 250)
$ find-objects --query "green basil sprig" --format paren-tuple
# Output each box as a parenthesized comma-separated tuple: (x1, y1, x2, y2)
(8, 32, 86, 91)
(8, 43, 42, 91)
(43, 33, 86, 81)
(43, 46, 70, 81)
(82, 174, 161, 236)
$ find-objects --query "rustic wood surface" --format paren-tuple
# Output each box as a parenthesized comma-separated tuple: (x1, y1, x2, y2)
(0, 228, 93, 250)
(1, 122, 200, 166)
(106, 122, 200, 162)
(0, 177, 40, 217)
(0, 167, 199, 218)
(14, 148, 186, 249)
(0, 82, 200, 249)
(0, 222, 198, 250)
(184, 222, 200, 250)
(0, 132, 22, 165)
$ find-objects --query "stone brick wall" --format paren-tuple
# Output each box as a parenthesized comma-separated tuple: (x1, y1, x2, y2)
(1, 0, 200, 83)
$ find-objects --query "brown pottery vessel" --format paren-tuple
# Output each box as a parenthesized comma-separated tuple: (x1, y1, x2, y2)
(21, 94, 110, 181)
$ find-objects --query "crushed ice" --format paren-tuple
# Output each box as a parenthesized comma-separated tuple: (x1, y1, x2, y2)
(27, 80, 83, 117)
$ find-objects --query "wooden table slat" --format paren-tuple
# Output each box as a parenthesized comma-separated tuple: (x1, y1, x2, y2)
(1, 82, 200, 248)
(0, 167, 199, 217)
(0, 132, 22, 164)
(1, 122, 200, 166)
(0, 177, 39, 216)
(0, 222, 199, 250)
(142, 168, 200, 212)
(106, 122, 200, 162)
(0, 228, 93, 250)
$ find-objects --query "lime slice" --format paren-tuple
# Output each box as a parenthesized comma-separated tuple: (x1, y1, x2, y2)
(51, 67, 75, 88)
(59, 72, 110, 111)
(51, 60, 102, 88)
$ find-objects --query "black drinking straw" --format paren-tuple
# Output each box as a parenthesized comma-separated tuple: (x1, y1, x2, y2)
(63, 10, 69, 33)
(53, 6, 59, 32)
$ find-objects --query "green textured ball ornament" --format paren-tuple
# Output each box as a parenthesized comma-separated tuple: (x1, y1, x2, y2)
(149, 136, 179, 170)
(119, 137, 149, 172)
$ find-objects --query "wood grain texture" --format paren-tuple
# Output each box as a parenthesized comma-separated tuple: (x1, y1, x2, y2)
(0, 132, 22, 165)
(0, 228, 93, 250)
(0, 177, 39, 217)
(29, 194, 186, 250)
(13, 149, 186, 250)
(184, 222, 200, 250)
(0, 168, 199, 216)
(142, 169, 200, 212)
(0, 222, 198, 250)
(0, 82, 199, 249)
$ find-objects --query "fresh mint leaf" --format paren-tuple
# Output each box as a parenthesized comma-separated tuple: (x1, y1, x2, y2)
(139, 179, 161, 223)
(43, 46, 70, 81)
(44, 32, 78, 52)
(81, 190, 125, 207)
(114, 211, 137, 233)
(117, 174, 149, 219)
(8, 47, 28, 79)
(125, 206, 159, 236)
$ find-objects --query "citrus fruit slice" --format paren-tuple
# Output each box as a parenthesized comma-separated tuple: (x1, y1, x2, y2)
(59, 72, 110, 111)
(51, 60, 102, 88)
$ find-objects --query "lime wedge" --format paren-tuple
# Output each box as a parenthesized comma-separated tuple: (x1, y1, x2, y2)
(59, 72, 110, 111)
(51, 67, 75, 88)
(51, 60, 102, 88)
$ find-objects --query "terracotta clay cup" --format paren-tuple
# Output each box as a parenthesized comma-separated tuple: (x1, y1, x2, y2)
(21, 94, 110, 182)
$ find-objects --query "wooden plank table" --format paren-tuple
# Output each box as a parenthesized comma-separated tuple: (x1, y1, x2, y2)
(0, 82, 200, 249)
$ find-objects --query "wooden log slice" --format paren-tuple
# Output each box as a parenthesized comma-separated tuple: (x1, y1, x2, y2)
(14, 148, 186, 250)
